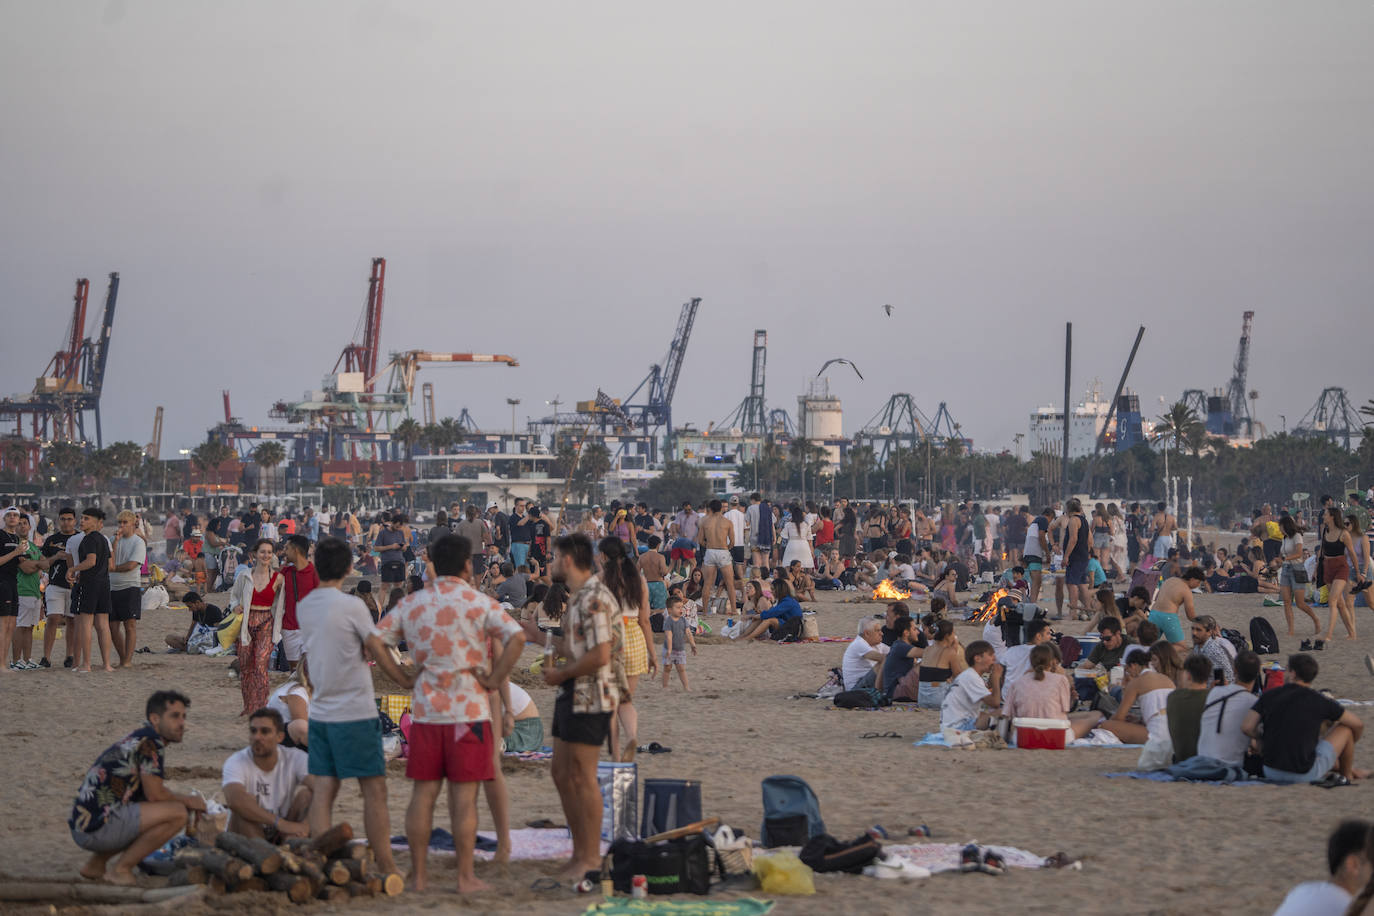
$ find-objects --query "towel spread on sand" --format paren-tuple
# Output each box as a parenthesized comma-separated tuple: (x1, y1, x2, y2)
(390, 827, 607, 861)
(586, 899, 775, 915)
(885, 843, 1044, 873)
(505, 747, 554, 761)
(914, 731, 1143, 749)
(1105, 771, 1278, 785)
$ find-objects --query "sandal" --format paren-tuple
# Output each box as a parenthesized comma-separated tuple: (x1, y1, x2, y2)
(646, 742, 672, 754)
(1314, 640, 1325, 651)
(1314, 773, 1352, 789)
(529, 877, 562, 891)
(859, 731, 903, 739)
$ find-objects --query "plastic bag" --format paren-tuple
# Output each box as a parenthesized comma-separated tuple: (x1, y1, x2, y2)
(216, 612, 243, 649)
(753, 851, 815, 895)
(1137, 734, 1174, 770)
(142, 584, 170, 612)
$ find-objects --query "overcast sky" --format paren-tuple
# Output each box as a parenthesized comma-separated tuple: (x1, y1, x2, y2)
(3, 1, 1371, 458)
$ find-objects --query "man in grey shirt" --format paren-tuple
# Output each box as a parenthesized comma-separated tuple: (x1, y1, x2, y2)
(453, 506, 492, 575)
(110, 510, 146, 668)
(495, 564, 529, 608)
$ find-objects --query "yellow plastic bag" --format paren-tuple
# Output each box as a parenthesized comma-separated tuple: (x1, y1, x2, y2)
(1318, 585, 1329, 607)
(217, 612, 243, 649)
(753, 851, 815, 895)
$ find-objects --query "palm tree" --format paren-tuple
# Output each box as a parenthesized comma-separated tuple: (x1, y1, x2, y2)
(106, 441, 146, 491)
(45, 441, 87, 492)
(3, 438, 30, 502)
(84, 447, 119, 495)
(192, 437, 236, 492)
(1154, 401, 1203, 457)
(253, 441, 287, 496)
(394, 417, 423, 459)
(845, 445, 876, 499)
(575, 443, 613, 504)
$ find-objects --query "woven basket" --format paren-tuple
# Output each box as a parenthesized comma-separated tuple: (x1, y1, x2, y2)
(716, 843, 754, 875)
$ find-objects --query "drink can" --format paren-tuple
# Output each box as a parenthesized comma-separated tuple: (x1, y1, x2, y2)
(631, 875, 647, 898)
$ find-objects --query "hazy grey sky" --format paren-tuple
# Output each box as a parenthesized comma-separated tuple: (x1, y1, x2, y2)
(3, 1, 1371, 457)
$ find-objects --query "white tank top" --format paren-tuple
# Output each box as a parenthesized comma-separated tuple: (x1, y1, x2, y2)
(1137, 686, 1172, 742)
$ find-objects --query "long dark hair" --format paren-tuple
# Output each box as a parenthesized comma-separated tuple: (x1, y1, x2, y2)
(597, 536, 645, 610)
(790, 505, 805, 527)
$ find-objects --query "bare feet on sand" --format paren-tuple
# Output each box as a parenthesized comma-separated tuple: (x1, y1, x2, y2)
(456, 875, 491, 893)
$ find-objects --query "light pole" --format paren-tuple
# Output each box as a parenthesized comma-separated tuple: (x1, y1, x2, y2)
(507, 398, 521, 454)
(1279, 414, 1286, 434)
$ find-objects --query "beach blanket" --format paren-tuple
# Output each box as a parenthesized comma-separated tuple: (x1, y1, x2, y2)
(884, 843, 1044, 873)
(824, 703, 926, 712)
(586, 899, 774, 915)
(390, 827, 607, 861)
(915, 731, 1143, 749)
(1106, 771, 1277, 785)
(505, 747, 554, 761)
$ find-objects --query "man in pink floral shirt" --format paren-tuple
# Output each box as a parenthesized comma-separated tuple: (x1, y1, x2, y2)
(378, 533, 524, 893)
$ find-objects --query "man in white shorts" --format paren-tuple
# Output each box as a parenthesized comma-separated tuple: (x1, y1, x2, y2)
(40, 507, 79, 667)
(279, 535, 318, 665)
(697, 499, 736, 615)
(724, 496, 748, 598)
(13, 516, 44, 669)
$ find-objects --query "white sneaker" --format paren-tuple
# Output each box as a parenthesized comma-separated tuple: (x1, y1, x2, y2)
(19, 659, 39, 670)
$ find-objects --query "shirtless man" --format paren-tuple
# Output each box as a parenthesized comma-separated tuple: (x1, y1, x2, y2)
(637, 536, 669, 613)
(697, 500, 735, 615)
(1152, 502, 1177, 559)
(1148, 566, 1206, 649)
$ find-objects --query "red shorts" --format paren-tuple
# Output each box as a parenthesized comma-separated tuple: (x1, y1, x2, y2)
(670, 548, 695, 562)
(405, 721, 495, 783)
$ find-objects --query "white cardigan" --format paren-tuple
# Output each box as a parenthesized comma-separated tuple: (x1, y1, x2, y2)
(229, 567, 286, 646)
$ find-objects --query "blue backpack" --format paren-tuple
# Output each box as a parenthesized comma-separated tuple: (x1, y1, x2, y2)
(760, 775, 825, 848)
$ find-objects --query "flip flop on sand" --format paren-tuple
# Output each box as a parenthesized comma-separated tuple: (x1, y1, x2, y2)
(1314, 773, 1352, 789)
(860, 731, 903, 739)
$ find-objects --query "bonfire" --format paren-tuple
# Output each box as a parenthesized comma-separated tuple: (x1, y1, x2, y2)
(972, 587, 1011, 623)
(872, 579, 911, 600)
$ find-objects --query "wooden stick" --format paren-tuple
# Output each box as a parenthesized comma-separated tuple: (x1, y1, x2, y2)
(173, 849, 253, 882)
(316, 885, 349, 903)
(215, 833, 283, 875)
(137, 857, 180, 877)
(227, 876, 266, 894)
(344, 881, 374, 898)
(0, 883, 206, 904)
(167, 866, 206, 887)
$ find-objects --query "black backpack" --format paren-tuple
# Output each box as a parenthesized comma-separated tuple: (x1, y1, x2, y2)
(1220, 628, 1249, 654)
(833, 688, 889, 709)
(1249, 616, 1279, 655)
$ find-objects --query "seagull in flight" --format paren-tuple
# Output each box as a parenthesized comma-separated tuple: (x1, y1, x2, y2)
(883, 303, 893, 317)
(816, 358, 864, 380)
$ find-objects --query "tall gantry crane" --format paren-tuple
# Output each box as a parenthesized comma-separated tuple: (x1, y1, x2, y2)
(1226, 310, 1255, 437)
(621, 297, 700, 454)
(0, 272, 121, 447)
(718, 330, 769, 435)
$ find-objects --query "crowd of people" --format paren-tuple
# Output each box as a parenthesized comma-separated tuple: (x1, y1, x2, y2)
(3, 485, 1367, 903)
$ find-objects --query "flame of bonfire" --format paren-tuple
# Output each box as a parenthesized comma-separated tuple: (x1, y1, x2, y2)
(973, 588, 1011, 623)
(872, 579, 911, 600)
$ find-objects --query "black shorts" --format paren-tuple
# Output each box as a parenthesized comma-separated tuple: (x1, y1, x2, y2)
(0, 579, 16, 617)
(552, 688, 612, 747)
(1263, 540, 1281, 563)
(73, 579, 110, 615)
(730, 546, 746, 565)
(110, 587, 142, 623)
(380, 562, 406, 584)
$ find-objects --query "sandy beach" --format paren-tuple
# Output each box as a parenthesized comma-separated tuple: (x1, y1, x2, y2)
(3, 583, 1372, 915)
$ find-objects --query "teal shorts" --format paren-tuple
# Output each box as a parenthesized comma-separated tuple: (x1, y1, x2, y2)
(1148, 609, 1185, 644)
(308, 717, 385, 779)
(1025, 556, 1043, 572)
(503, 716, 545, 754)
(647, 581, 668, 610)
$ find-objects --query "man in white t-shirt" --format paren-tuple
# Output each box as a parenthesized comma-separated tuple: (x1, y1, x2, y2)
(724, 496, 748, 591)
(1197, 651, 1260, 766)
(223, 708, 313, 840)
(841, 619, 889, 690)
(1273, 819, 1371, 916)
(297, 537, 415, 877)
(941, 641, 1000, 730)
(999, 619, 1052, 697)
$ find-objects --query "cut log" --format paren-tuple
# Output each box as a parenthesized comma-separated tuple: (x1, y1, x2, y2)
(227, 875, 266, 893)
(330, 843, 372, 862)
(379, 872, 405, 896)
(175, 849, 252, 883)
(281, 851, 325, 890)
(344, 881, 373, 897)
(341, 858, 379, 883)
(317, 885, 349, 903)
(215, 833, 283, 875)
(167, 866, 206, 887)
(309, 823, 354, 857)
(326, 860, 351, 886)
(138, 857, 180, 877)
(277, 848, 305, 874)
(265, 871, 314, 904)
(207, 875, 226, 895)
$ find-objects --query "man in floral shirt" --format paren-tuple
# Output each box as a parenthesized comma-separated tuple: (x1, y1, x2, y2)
(69, 691, 206, 884)
(378, 532, 524, 893)
(543, 532, 621, 879)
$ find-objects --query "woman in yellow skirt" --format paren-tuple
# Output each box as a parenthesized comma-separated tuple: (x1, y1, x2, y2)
(599, 536, 657, 761)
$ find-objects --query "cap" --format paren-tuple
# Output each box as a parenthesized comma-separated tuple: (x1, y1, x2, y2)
(488, 502, 499, 510)
(729, 495, 740, 504)
(1, 506, 19, 517)
(191, 529, 203, 538)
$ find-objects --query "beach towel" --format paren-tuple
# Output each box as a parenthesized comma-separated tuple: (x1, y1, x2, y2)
(504, 746, 554, 761)
(586, 900, 775, 915)
(1105, 771, 1277, 786)
(390, 827, 607, 861)
(884, 843, 1045, 873)
(915, 731, 1142, 749)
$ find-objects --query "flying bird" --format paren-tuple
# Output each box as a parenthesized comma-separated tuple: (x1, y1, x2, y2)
(883, 304, 893, 317)
(816, 358, 864, 380)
